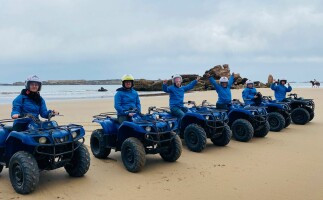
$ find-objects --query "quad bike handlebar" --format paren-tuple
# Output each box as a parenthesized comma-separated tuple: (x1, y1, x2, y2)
(148, 106, 170, 114)
(47, 111, 63, 121)
(93, 108, 141, 120)
(262, 96, 273, 101)
(288, 93, 298, 98)
(184, 101, 196, 107)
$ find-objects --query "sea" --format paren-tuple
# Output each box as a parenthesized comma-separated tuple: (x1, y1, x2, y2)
(0, 85, 162, 104)
(0, 82, 318, 104)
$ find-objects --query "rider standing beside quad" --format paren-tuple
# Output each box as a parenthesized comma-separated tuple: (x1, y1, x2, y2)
(208, 73, 235, 109)
(162, 75, 200, 118)
(242, 80, 262, 105)
(114, 74, 141, 124)
(11, 75, 59, 131)
(271, 78, 292, 101)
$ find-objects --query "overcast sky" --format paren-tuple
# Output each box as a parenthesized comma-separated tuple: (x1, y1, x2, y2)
(0, 0, 322, 83)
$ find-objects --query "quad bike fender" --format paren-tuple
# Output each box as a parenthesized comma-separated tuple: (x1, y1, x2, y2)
(93, 118, 119, 135)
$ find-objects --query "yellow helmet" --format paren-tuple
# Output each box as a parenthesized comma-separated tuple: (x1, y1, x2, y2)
(121, 74, 135, 81)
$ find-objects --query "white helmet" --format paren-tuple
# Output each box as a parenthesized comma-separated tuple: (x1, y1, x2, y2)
(219, 77, 229, 83)
(246, 80, 254, 85)
(280, 78, 287, 84)
(172, 74, 182, 84)
(25, 75, 42, 91)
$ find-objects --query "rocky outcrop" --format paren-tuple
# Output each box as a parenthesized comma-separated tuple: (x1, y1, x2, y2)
(134, 64, 268, 91)
(134, 79, 162, 91)
(267, 75, 274, 87)
(8, 64, 268, 91)
(201, 65, 249, 90)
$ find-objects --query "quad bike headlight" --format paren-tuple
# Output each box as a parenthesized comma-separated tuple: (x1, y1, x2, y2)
(71, 131, 78, 139)
(205, 115, 210, 120)
(39, 137, 47, 144)
(145, 126, 152, 132)
(155, 115, 160, 119)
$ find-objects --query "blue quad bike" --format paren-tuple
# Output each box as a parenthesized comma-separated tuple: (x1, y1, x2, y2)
(261, 95, 292, 132)
(0, 113, 90, 194)
(227, 99, 270, 142)
(148, 100, 232, 153)
(282, 93, 315, 125)
(90, 109, 182, 173)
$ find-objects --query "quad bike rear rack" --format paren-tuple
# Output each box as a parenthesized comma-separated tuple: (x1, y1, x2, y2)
(93, 112, 118, 120)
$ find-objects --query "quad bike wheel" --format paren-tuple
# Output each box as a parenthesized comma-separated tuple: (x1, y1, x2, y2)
(231, 119, 254, 142)
(160, 135, 182, 162)
(184, 124, 207, 152)
(211, 125, 232, 146)
(121, 137, 146, 173)
(9, 151, 40, 194)
(65, 142, 91, 177)
(291, 108, 310, 125)
(90, 129, 111, 158)
(268, 112, 285, 132)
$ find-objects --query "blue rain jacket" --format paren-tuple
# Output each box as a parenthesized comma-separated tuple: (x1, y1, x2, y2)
(162, 80, 197, 108)
(11, 94, 51, 126)
(114, 87, 141, 116)
(209, 76, 234, 104)
(242, 87, 258, 105)
(270, 83, 292, 101)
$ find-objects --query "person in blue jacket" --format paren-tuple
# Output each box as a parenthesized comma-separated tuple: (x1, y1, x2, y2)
(207, 72, 235, 109)
(114, 74, 141, 124)
(162, 74, 200, 119)
(242, 80, 259, 105)
(271, 78, 292, 101)
(11, 75, 59, 131)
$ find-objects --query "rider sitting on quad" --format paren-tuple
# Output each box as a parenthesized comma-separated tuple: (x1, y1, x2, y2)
(208, 73, 235, 110)
(271, 78, 292, 101)
(162, 75, 200, 119)
(11, 75, 59, 131)
(242, 80, 262, 106)
(114, 74, 141, 124)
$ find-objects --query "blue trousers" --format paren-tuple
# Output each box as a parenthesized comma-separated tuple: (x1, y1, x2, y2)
(170, 106, 188, 119)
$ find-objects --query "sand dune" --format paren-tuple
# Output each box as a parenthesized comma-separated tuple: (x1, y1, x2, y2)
(0, 88, 322, 200)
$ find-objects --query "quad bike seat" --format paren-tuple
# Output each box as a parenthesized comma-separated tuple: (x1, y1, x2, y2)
(4, 125, 13, 132)
(0, 126, 12, 146)
(110, 117, 120, 125)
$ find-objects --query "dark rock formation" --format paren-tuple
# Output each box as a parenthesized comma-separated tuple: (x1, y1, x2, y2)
(267, 75, 274, 87)
(134, 64, 268, 91)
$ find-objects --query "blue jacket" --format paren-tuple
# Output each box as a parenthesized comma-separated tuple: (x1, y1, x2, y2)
(114, 87, 141, 116)
(163, 80, 197, 108)
(209, 76, 234, 104)
(242, 87, 257, 105)
(11, 94, 51, 125)
(271, 83, 292, 101)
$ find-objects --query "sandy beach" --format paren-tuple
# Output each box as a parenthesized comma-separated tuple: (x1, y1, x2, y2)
(0, 88, 322, 200)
